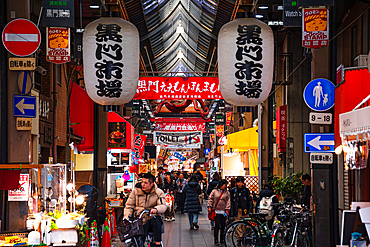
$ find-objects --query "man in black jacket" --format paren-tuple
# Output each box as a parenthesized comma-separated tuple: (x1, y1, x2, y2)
(301, 173, 311, 209)
(163, 172, 177, 221)
(230, 176, 253, 220)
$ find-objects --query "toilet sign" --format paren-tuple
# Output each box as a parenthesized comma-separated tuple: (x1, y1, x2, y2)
(303, 78, 335, 112)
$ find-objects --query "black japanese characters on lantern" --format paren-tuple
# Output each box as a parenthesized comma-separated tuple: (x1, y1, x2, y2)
(94, 24, 124, 98)
(234, 24, 263, 99)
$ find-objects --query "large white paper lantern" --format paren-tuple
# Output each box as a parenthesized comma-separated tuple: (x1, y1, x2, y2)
(218, 18, 274, 106)
(83, 17, 139, 105)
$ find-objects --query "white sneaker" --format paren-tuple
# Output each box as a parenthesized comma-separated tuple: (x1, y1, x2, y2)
(171, 217, 175, 221)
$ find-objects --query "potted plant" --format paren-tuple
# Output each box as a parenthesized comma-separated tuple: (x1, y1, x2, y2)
(269, 171, 305, 203)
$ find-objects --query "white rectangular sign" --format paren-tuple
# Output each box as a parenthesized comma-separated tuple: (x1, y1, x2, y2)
(309, 112, 332, 124)
(310, 152, 333, 164)
(8, 174, 29, 201)
(154, 131, 202, 146)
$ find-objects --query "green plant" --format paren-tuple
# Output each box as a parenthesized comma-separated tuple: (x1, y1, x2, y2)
(269, 171, 305, 202)
(75, 222, 90, 244)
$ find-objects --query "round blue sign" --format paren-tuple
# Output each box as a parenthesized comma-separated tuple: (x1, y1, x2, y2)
(303, 78, 335, 112)
(204, 148, 211, 155)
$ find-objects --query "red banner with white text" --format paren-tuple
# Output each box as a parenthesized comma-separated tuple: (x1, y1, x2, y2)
(133, 134, 147, 160)
(134, 77, 222, 100)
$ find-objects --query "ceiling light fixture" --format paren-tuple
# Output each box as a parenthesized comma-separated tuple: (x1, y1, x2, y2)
(176, 20, 184, 34)
(255, 14, 264, 18)
(90, 4, 100, 9)
(177, 48, 185, 59)
(258, 6, 268, 9)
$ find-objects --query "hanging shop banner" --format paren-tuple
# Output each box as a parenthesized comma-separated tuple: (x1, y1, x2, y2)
(108, 122, 127, 148)
(155, 122, 205, 132)
(226, 112, 233, 126)
(302, 8, 329, 49)
(8, 174, 29, 201)
(42, 0, 74, 27)
(83, 17, 139, 105)
(276, 105, 287, 152)
(218, 18, 274, 106)
(173, 152, 186, 161)
(46, 27, 71, 64)
(216, 125, 224, 138)
(133, 134, 147, 160)
(133, 77, 222, 100)
(154, 131, 203, 146)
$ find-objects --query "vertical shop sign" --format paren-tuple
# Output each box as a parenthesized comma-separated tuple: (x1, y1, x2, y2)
(108, 122, 126, 148)
(276, 105, 287, 152)
(8, 174, 29, 201)
(46, 27, 71, 64)
(216, 125, 224, 138)
(133, 134, 147, 160)
(302, 8, 329, 49)
(226, 112, 233, 126)
(42, 0, 74, 27)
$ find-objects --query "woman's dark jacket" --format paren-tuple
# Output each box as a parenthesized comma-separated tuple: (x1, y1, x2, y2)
(230, 186, 254, 217)
(163, 178, 177, 193)
(183, 181, 202, 213)
(206, 180, 219, 196)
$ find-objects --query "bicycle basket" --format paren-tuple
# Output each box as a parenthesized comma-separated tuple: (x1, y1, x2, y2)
(117, 219, 145, 241)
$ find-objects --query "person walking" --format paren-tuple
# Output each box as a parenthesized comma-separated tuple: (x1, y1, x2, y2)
(301, 173, 312, 209)
(163, 172, 177, 221)
(176, 173, 187, 213)
(207, 179, 231, 246)
(184, 175, 202, 230)
(207, 172, 221, 230)
(230, 176, 254, 220)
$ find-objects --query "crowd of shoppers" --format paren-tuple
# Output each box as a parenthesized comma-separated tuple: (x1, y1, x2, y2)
(124, 168, 311, 247)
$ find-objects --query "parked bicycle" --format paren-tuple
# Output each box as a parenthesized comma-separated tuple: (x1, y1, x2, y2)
(224, 202, 312, 247)
(117, 209, 163, 247)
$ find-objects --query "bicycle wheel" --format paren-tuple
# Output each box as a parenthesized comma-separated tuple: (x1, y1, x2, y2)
(297, 230, 311, 247)
(224, 221, 259, 247)
(272, 229, 284, 247)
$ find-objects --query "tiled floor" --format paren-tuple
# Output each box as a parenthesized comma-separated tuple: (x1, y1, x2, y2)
(113, 203, 217, 247)
(162, 204, 215, 247)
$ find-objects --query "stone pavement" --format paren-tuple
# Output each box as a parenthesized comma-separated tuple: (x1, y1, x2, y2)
(113, 203, 216, 247)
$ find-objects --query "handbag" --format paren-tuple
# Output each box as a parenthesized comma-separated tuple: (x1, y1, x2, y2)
(208, 191, 224, 221)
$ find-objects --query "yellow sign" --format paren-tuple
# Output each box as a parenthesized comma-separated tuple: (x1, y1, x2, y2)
(16, 118, 32, 130)
(9, 58, 35, 70)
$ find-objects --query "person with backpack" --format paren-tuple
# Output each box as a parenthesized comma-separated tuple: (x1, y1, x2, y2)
(163, 172, 177, 221)
(207, 179, 231, 246)
(256, 184, 279, 229)
(183, 175, 202, 229)
(230, 176, 254, 220)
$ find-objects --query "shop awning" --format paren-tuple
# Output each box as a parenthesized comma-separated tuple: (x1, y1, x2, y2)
(70, 83, 94, 151)
(227, 126, 259, 151)
(226, 121, 276, 151)
(339, 105, 370, 136)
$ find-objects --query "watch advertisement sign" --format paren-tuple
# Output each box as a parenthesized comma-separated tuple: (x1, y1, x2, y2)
(302, 8, 329, 49)
(134, 77, 222, 100)
(8, 174, 29, 201)
(47, 27, 71, 64)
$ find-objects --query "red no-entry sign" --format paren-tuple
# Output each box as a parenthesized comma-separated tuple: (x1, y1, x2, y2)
(2, 19, 41, 57)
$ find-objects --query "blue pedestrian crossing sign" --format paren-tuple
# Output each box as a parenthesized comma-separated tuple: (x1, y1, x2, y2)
(304, 133, 335, 153)
(13, 95, 36, 118)
(303, 78, 335, 111)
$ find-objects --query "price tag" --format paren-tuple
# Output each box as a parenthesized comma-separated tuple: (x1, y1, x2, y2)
(309, 112, 332, 124)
